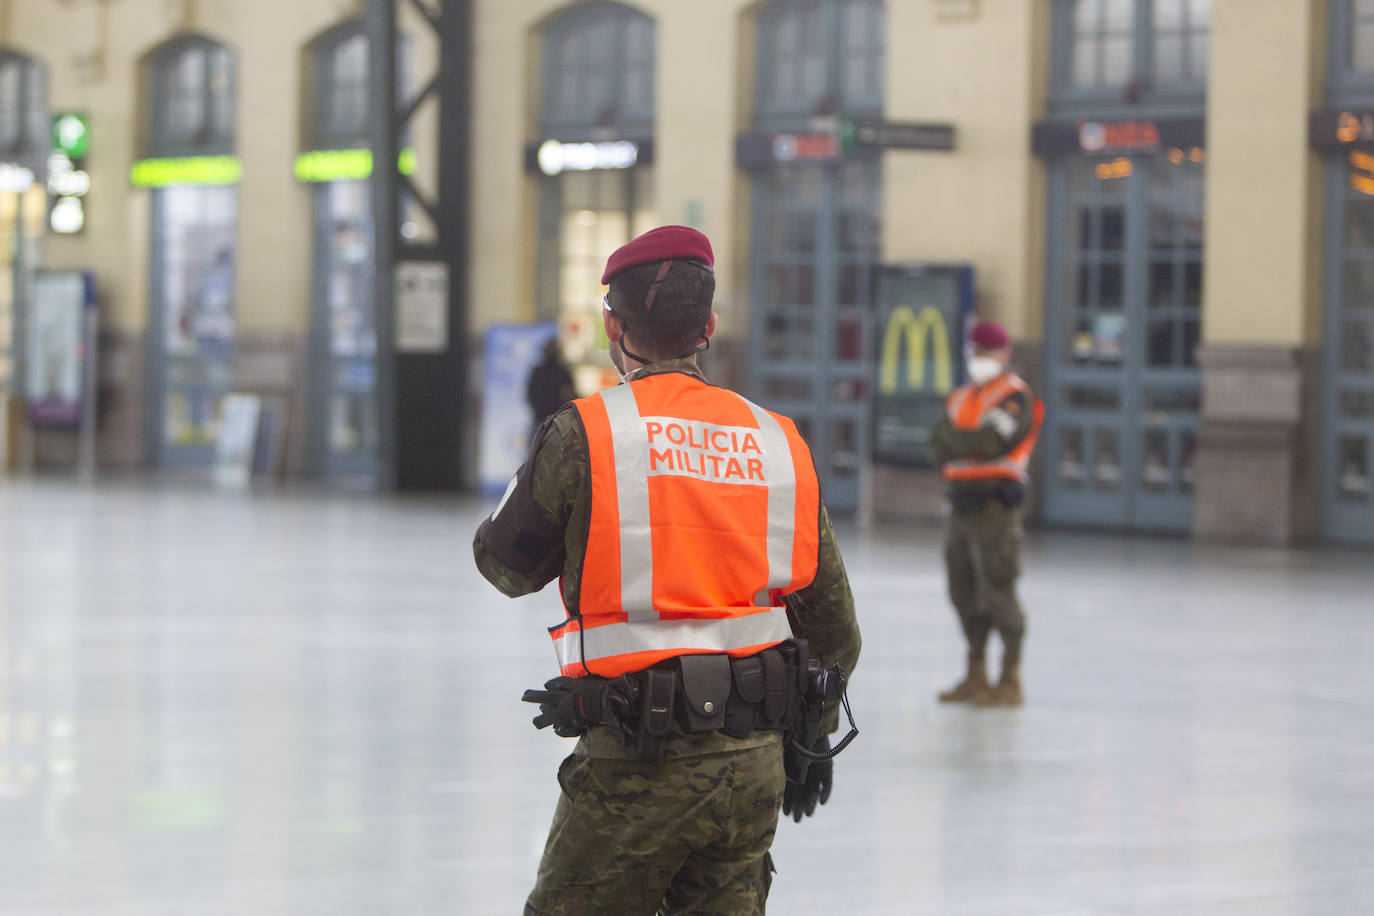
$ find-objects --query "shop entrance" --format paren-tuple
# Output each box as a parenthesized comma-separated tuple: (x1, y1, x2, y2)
(537, 165, 655, 396)
(1041, 151, 1204, 532)
(148, 185, 238, 467)
(748, 156, 881, 515)
(311, 180, 376, 477)
(1321, 151, 1374, 542)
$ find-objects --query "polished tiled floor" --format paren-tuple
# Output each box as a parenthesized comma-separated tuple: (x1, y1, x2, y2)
(1, 478, 1372, 915)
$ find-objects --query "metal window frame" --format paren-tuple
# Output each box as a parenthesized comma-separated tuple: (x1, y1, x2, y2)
(746, 0, 886, 514)
(539, 1, 656, 139)
(0, 50, 47, 165)
(1329, 0, 1374, 104)
(147, 34, 237, 158)
(753, 0, 884, 130)
(1040, 153, 1201, 532)
(1319, 152, 1374, 542)
(1048, 0, 1207, 119)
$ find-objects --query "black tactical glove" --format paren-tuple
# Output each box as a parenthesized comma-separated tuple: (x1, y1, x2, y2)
(522, 675, 639, 743)
(781, 734, 833, 823)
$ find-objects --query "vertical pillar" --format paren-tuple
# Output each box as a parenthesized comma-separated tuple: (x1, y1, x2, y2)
(368, 0, 399, 490)
(1195, 0, 1325, 543)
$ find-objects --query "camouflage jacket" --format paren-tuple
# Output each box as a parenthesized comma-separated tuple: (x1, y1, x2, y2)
(474, 360, 861, 757)
(927, 375, 1037, 497)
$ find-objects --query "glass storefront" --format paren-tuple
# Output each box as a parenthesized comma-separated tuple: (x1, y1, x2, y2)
(142, 36, 238, 468)
(1041, 151, 1203, 531)
(745, 0, 884, 515)
(539, 165, 655, 396)
(1321, 151, 1374, 541)
(313, 179, 377, 474)
(151, 185, 238, 461)
(536, 2, 656, 397)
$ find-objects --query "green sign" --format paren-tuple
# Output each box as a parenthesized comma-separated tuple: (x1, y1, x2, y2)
(131, 155, 242, 188)
(872, 265, 973, 467)
(293, 147, 418, 183)
(52, 113, 89, 159)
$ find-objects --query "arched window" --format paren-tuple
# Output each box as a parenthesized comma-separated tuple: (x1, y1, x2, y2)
(309, 22, 370, 149)
(1051, 0, 1210, 106)
(755, 0, 883, 127)
(147, 35, 235, 156)
(541, 2, 655, 137)
(0, 50, 45, 162)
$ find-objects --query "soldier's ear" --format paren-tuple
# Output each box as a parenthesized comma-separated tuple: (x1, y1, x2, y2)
(603, 306, 623, 344)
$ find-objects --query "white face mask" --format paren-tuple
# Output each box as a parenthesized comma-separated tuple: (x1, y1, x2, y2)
(967, 355, 1005, 385)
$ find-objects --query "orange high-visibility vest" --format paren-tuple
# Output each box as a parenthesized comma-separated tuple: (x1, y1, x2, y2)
(941, 372, 1045, 483)
(556, 372, 820, 678)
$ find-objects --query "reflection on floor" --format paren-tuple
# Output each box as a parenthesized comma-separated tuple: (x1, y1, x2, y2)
(1, 480, 1371, 915)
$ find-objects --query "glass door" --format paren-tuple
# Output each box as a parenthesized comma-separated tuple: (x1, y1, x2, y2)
(538, 166, 655, 397)
(749, 155, 881, 515)
(1321, 151, 1374, 542)
(311, 179, 377, 478)
(1042, 151, 1203, 532)
(149, 185, 238, 467)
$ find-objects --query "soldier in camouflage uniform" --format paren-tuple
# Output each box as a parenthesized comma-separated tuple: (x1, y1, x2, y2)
(928, 320, 1041, 708)
(474, 226, 861, 915)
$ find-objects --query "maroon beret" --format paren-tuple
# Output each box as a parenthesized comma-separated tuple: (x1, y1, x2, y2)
(601, 225, 714, 285)
(968, 320, 1011, 350)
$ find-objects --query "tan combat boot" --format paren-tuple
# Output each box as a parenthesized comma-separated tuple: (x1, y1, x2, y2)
(977, 662, 1023, 707)
(937, 655, 990, 704)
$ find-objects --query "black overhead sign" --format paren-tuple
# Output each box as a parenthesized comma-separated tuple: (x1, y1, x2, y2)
(1032, 117, 1206, 156)
(736, 117, 956, 167)
(1310, 109, 1374, 149)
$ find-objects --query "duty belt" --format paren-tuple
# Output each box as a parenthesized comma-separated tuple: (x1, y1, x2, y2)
(522, 639, 859, 773)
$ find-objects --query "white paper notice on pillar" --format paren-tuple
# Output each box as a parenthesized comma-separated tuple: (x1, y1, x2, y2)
(394, 261, 449, 353)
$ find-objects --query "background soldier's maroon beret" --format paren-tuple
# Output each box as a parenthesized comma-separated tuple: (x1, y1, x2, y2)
(968, 320, 1011, 350)
(601, 225, 715, 285)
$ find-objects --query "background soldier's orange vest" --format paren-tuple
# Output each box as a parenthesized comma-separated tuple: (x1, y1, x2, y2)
(558, 372, 820, 678)
(942, 373, 1045, 483)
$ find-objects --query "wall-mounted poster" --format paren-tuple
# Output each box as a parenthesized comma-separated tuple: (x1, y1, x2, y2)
(26, 271, 95, 425)
(872, 264, 975, 468)
(478, 322, 558, 498)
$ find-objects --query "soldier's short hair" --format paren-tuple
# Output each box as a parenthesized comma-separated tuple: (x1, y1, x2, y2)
(606, 260, 714, 360)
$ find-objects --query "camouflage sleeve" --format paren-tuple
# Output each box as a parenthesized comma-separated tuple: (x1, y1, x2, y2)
(473, 408, 587, 598)
(935, 391, 1034, 461)
(997, 390, 1036, 451)
(784, 505, 861, 735)
(927, 415, 954, 468)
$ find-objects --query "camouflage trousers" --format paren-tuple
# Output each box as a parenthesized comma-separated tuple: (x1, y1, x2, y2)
(945, 498, 1027, 664)
(524, 738, 785, 915)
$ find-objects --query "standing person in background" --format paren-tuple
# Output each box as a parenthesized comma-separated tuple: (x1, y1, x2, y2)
(526, 337, 576, 432)
(929, 320, 1043, 708)
(474, 226, 860, 914)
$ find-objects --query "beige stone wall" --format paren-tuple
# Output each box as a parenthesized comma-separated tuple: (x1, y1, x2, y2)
(1203, 0, 1326, 348)
(881, 0, 1049, 342)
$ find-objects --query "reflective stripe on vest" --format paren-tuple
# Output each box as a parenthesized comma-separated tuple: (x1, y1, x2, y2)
(561, 373, 820, 677)
(942, 373, 1045, 483)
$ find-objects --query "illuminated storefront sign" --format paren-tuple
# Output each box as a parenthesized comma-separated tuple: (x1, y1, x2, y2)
(1310, 109, 1374, 149)
(293, 147, 418, 183)
(48, 113, 90, 234)
(535, 139, 639, 176)
(0, 162, 35, 192)
(1032, 117, 1205, 156)
(737, 118, 955, 166)
(880, 305, 953, 396)
(130, 155, 242, 188)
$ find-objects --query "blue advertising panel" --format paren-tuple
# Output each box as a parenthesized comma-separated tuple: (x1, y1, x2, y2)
(479, 322, 558, 497)
(872, 264, 975, 468)
(26, 270, 96, 426)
